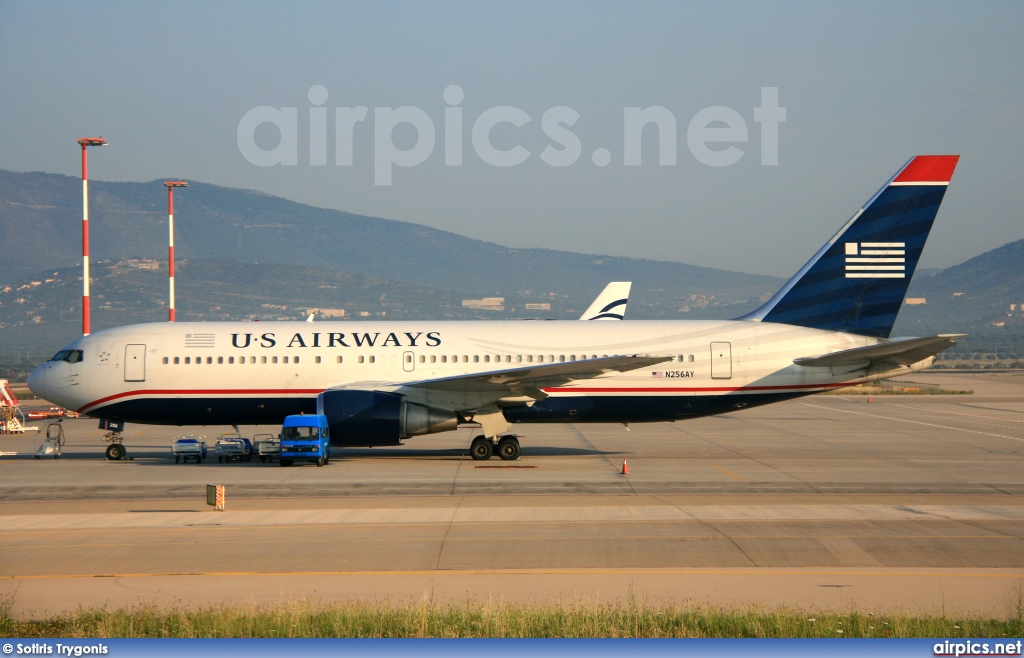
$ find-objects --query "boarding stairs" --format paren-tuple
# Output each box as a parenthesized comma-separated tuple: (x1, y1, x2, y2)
(1, 379, 38, 434)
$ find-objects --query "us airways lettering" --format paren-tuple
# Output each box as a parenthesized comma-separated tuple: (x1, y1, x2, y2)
(353, 332, 378, 347)
(230, 331, 442, 348)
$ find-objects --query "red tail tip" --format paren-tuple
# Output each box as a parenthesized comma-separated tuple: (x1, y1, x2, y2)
(892, 155, 960, 184)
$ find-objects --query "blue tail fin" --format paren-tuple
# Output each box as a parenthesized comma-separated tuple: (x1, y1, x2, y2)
(739, 155, 959, 338)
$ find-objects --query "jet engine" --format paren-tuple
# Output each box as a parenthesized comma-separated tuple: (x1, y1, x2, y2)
(317, 390, 458, 447)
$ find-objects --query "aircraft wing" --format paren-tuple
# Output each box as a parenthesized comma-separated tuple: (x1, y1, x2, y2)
(399, 354, 672, 394)
(793, 334, 966, 367)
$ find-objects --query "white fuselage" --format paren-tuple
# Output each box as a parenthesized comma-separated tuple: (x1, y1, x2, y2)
(28, 318, 932, 429)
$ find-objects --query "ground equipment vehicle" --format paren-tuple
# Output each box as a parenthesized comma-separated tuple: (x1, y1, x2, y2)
(171, 436, 207, 463)
(214, 434, 252, 462)
(279, 414, 330, 467)
(253, 433, 280, 462)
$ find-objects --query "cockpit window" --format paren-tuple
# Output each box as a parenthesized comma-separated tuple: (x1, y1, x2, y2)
(49, 350, 83, 363)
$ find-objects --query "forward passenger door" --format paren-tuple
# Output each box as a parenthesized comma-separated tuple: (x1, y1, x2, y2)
(124, 344, 146, 382)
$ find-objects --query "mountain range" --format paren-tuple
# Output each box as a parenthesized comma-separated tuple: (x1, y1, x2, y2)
(1, 169, 1021, 359)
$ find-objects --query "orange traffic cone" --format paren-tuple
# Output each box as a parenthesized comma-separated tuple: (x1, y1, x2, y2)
(622, 458, 629, 475)
(867, 396, 872, 403)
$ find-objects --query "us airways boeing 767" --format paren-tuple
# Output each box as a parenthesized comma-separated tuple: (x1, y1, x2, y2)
(28, 155, 963, 461)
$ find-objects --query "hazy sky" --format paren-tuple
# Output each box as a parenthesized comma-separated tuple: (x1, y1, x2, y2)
(1, 1, 1020, 276)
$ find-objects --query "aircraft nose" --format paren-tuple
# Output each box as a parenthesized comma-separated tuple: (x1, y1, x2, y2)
(27, 364, 47, 400)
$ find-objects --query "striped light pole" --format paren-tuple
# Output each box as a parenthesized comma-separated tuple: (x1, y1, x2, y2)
(77, 137, 108, 336)
(163, 181, 188, 322)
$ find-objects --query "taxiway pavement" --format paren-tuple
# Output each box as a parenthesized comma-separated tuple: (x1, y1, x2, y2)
(2, 372, 1022, 617)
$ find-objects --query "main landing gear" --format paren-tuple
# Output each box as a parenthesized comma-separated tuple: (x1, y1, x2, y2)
(469, 434, 520, 461)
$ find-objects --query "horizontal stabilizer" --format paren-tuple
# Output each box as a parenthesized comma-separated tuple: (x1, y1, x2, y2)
(794, 334, 966, 367)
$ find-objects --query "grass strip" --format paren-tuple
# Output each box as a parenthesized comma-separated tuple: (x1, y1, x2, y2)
(4, 596, 1023, 638)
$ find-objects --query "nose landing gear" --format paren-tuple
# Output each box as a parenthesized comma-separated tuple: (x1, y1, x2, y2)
(103, 432, 127, 460)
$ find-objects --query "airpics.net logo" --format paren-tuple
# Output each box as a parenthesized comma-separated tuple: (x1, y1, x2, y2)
(237, 85, 786, 185)
(844, 242, 906, 279)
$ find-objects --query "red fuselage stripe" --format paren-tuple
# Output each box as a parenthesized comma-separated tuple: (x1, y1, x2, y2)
(79, 389, 326, 413)
(543, 383, 852, 393)
(78, 382, 853, 414)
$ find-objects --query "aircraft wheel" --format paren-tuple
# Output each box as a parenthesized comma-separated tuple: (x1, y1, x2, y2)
(106, 444, 125, 461)
(497, 435, 520, 461)
(470, 436, 493, 461)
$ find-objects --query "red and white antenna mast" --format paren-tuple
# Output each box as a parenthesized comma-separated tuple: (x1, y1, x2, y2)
(163, 181, 188, 322)
(77, 138, 108, 336)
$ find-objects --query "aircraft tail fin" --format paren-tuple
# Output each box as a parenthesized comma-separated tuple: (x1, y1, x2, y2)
(580, 282, 631, 320)
(738, 155, 959, 338)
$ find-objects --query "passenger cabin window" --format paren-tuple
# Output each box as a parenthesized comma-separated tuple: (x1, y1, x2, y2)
(185, 357, 191, 364)
(174, 357, 180, 364)
(358, 356, 365, 364)
(162, 357, 169, 364)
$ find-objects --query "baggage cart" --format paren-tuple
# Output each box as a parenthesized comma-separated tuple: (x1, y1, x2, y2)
(171, 436, 207, 463)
